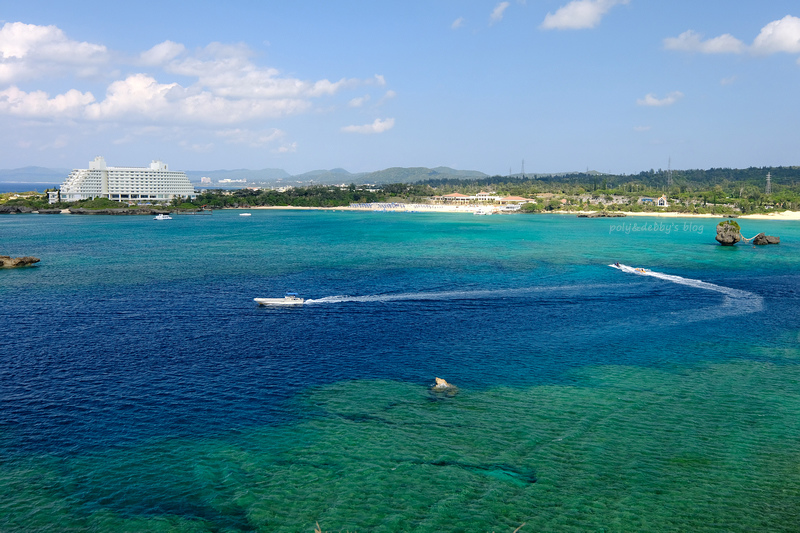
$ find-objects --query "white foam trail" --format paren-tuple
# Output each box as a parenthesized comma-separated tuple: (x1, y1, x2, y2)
(304, 284, 608, 305)
(609, 263, 763, 316)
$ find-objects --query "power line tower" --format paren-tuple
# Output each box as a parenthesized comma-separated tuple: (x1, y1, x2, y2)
(521, 159, 525, 179)
(667, 157, 673, 190)
(765, 172, 772, 195)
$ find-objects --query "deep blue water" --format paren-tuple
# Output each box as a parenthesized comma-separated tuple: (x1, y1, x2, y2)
(1, 210, 799, 531)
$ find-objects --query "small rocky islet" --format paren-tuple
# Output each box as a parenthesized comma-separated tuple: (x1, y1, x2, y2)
(715, 219, 780, 246)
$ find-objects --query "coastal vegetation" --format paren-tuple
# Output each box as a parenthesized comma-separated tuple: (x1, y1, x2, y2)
(3, 165, 800, 215)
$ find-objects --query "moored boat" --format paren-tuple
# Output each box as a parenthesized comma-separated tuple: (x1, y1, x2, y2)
(154, 213, 172, 220)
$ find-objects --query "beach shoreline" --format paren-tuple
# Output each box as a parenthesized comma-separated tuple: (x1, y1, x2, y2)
(224, 205, 800, 220)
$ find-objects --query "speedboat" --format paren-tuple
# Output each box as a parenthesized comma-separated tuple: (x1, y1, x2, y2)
(254, 292, 304, 306)
(154, 214, 172, 220)
(240, 213, 252, 216)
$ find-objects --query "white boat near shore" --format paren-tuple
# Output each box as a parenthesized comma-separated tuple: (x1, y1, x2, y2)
(254, 292, 304, 306)
(240, 213, 251, 216)
(154, 214, 172, 220)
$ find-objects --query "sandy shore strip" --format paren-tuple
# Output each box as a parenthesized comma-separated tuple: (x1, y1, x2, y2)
(229, 205, 800, 219)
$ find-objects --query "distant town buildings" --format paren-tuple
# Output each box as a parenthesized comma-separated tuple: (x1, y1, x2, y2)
(200, 177, 212, 184)
(431, 191, 534, 205)
(49, 156, 196, 204)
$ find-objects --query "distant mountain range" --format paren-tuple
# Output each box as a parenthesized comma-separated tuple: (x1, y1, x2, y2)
(0, 165, 490, 186)
(0, 166, 72, 184)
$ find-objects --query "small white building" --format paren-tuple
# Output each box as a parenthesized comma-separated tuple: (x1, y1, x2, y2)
(49, 156, 196, 204)
(657, 194, 669, 207)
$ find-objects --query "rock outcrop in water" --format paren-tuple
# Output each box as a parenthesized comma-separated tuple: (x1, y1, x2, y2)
(68, 208, 171, 215)
(430, 377, 458, 397)
(577, 211, 627, 218)
(0, 205, 33, 214)
(715, 220, 742, 246)
(752, 232, 780, 245)
(0, 256, 40, 268)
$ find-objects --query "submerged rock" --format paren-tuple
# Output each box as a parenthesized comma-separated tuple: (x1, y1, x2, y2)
(0, 256, 40, 268)
(752, 232, 780, 245)
(715, 220, 742, 246)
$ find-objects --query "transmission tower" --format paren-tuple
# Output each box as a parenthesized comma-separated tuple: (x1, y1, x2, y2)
(765, 172, 772, 195)
(521, 159, 525, 179)
(667, 157, 673, 189)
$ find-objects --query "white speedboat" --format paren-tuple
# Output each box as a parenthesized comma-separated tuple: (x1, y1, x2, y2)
(240, 213, 252, 216)
(254, 292, 304, 306)
(154, 214, 172, 220)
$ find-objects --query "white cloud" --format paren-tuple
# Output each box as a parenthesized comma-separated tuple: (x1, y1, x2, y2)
(752, 15, 800, 54)
(348, 95, 370, 107)
(341, 117, 395, 134)
(633, 125, 651, 132)
(666, 16, 800, 58)
(490, 2, 510, 25)
(275, 142, 297, 154)
(139, 40, 186, 66)
(720, 75, 737, 85)
(0, 86, 96, 117)
(0, 21, 394, 130)
(452, 17, 465, 30)
(217, 128, 285, 147)
(79, 73, 312, 123)
(636, 91, 684, 107)
(541, 0, 628, 30)
(0, 22, 109, 83)
(663, 30, 745, 54)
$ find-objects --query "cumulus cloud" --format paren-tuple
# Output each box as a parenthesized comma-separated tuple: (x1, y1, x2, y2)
(663, 30, 745, 54)
(139, 40, 186, 66)
(0, 21, 109, 83)
(490, 2, 510, 25)
(0, 86, 96, 117)
(752, 15, 800, 54)
(665, 15, 800, 58)
(275, 142, 297, 154)
(216, 128, 285, 147)
(0, 21, 394, 131)
(636, 91, 684, 107)
(541, 0, 628, 30)
(452, 17, 465, 29)
(341, 117, 395, 134)
(348, 95, 370, 107)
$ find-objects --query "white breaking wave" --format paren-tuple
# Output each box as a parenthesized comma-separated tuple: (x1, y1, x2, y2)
(609, 263, 763, 317)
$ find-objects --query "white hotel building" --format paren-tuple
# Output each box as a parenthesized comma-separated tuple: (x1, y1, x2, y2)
(49, 156, 196, 204)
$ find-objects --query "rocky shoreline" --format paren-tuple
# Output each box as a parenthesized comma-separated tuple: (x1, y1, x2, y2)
(577, 211, 627, 218)
(0, 256, 40, 268)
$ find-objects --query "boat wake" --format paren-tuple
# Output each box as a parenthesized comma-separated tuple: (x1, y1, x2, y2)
(609, 263, 763, 317)
(304, 285, 605, 305)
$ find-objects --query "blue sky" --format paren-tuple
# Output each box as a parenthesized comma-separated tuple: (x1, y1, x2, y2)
(1, 0, 799, 175)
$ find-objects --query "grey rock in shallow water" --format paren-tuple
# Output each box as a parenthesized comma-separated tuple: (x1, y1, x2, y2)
(0, 205, 33, 214)
(577, 211, 627, 218)
(0, 256, 40, 268)
(752, 232, 780, 245)
(715, 220, 742, 246)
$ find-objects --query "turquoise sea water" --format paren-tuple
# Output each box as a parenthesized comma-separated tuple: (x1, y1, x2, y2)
(1, 210, 799, 531)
